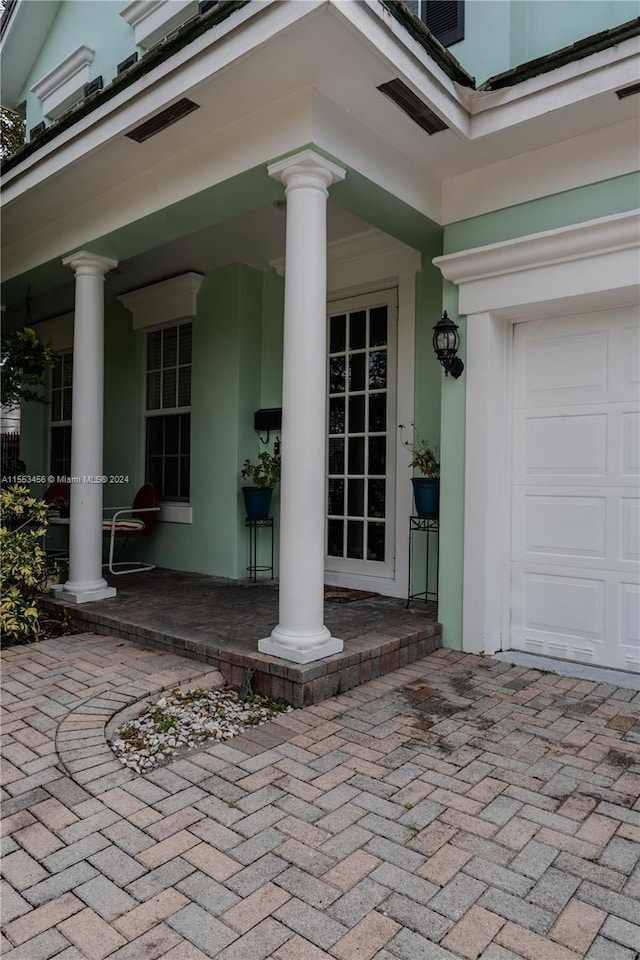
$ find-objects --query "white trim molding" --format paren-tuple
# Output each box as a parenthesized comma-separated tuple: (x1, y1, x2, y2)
(30, 46, 95, 121)
(433, 209, 640, 656)
(118, 272, 204, 329)
(159, 503, 192, 524)
(121, 0, 199, 50)
(271, 228, 421, 296)
(435, 210, 640, 316)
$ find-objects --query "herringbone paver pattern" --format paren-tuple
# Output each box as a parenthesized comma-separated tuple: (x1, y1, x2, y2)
(2, 633, 639, 959)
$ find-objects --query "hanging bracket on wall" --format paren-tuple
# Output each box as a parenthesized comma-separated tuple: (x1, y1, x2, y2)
(254, 408, 282, 445)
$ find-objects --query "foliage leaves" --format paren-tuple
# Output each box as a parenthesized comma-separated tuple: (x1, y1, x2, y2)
(1, 107, 25, 160)
(1, 327, 56, 407)
(0, 486, 51, 643)
(240, 450, 281, 488)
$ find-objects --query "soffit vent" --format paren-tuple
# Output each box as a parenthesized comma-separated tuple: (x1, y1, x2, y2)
(126, 97, 200, 143)
(377, 79, 448, 135)
(616, 81, 640, 99)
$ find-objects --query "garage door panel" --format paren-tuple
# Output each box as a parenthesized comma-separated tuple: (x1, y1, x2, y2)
(514, 494, 606, 560)
(524, 330, 608, 406)
(523, 571, 605, 640)
(513, 403, 638, 485)
(621, 499, 640, 563)
(622, 411, 640, 475)
(511, 307, 639, 672)
(621, 325, 640, 395)
(620, 583, 640, 670)
(523, 413, 607, 478)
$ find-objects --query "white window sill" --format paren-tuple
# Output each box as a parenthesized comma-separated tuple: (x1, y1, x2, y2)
(159, 502, 192, 524)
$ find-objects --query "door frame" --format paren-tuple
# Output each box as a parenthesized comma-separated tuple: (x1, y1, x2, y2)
(434, 210, 640, 655)
(325, 288, 398, 579)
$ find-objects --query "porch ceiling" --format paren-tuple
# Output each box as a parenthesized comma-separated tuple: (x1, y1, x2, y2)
(2, 0, 637, 311)
(2, 196, 379, 326)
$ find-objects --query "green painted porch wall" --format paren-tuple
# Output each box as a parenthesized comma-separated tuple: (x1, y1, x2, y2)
(103, 301, 139, 509)
(437, 172, 638, 649)
(21, 2, 131, 129)
(118, 263, 268, 578)
(19, 395, 48, 480)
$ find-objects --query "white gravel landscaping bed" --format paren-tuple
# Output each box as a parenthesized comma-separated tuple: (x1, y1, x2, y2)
(110, 686, 291, 773)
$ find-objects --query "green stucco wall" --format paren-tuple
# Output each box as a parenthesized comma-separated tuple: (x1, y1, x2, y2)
(95, 264, 283, 578)
(444, 172, 640, 255)
(123, 263, 276, 579)
(453, 0, 640, 84)
(21, 2, 132, 128)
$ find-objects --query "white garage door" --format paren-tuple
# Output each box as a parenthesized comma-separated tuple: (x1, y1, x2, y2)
(511, 307, 640, 672)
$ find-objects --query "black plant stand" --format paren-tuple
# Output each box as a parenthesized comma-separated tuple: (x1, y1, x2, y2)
(246, 517, 274, 581)
(407, 515, 439, 608)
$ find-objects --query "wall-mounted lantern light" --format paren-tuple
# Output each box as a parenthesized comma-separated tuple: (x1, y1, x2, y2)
(432, 311, 464, 379)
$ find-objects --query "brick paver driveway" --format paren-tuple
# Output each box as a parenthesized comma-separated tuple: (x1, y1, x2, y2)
(2, 634, 639, 960)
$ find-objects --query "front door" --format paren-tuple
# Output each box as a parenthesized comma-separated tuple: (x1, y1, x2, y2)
(325, 290, 397, 579)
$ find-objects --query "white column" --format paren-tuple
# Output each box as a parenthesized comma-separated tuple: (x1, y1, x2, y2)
(57, 251, 118, 604)
(259, 149, 346, 664)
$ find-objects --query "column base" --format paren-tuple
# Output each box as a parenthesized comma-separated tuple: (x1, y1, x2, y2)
(259, 625, 344, 664)
(55, 581, 117, 604)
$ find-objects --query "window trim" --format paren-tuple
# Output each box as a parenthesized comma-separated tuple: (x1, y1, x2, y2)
(120, 273, 202, 522)
(143, 320, 192, 507)
(49, 350, 73, 479)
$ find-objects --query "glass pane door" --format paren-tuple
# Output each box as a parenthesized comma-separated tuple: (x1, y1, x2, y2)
(326, 292, 396, 576)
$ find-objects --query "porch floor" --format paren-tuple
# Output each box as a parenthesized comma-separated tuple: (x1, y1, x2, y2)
(43, 569, 441, 707)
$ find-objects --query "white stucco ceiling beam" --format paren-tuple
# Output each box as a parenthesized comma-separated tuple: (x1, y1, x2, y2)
(441, 117, 640, 224)
(310, 88, 441, 223)
(328, 0, 471, 137)
(1, 81, 438, 284)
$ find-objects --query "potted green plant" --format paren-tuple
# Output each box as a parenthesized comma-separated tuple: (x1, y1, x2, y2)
(240, 450, 281, 519)
(399, 424, 440, 518)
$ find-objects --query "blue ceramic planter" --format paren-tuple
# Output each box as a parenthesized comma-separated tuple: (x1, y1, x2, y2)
(412, 478, 439, 518)
(242, 486, 273, 519)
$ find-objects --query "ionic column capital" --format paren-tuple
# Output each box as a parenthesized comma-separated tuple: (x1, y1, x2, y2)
(268, 149, 346, 196)
(62, 250, 118, 277)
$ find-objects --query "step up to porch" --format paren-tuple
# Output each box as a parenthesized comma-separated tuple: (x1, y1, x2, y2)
(42, 569, 441, 708)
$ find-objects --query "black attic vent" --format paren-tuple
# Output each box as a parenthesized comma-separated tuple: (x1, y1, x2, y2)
(84, 76, 103, 98)
(616, 81, 640, 99)
(377, 79, 448, 135)
(424, 1, 464, 46)
(199, 0, 218, 14)
(117, 52, 138, 75)
(404, 0, 465, 47)
(30, 121, 45, 140)
(126, 98, 200, 143)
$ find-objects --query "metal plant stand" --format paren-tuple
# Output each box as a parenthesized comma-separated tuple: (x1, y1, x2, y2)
(407, 515, 439, 607)
(246, 517, 274, 581)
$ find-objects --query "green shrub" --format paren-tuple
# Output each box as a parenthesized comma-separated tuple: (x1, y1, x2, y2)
(1, 485, 50, 643)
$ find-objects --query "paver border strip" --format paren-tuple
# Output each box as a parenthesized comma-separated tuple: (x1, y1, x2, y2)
(56, 669, 224, 796)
